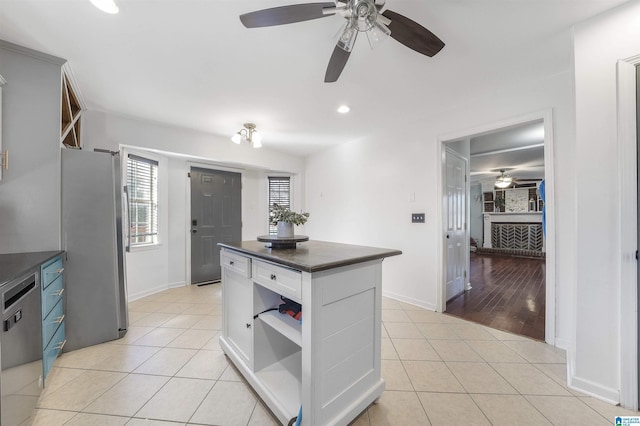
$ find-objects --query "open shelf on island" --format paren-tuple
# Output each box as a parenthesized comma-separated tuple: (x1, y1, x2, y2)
(258, 310, 302, 347)
(255, 351, 301, 420)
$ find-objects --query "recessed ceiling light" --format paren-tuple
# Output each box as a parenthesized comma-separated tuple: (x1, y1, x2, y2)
(337, 105, 350, 114)
(90, 0, 119, 14)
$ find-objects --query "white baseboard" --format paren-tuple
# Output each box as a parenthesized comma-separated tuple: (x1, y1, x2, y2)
(168, 281, 187, 289)
(569, 375, 620, 405)
(382, 291, 437, 312)
(554, 337, 570, 351)
(128, 284, 170, 302)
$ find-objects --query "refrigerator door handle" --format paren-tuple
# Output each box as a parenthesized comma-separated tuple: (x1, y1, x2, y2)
(123, 185, 131, 252)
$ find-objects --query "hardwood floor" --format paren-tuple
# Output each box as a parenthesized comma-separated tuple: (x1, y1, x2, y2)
(445, 252, 545, 341)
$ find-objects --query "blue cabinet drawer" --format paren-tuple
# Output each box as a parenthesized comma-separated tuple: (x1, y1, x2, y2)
(42, 275, 64, 318)
(43, 299, 64, 349)
(43, 322, 65, 380)
(41, 256, 63, 289)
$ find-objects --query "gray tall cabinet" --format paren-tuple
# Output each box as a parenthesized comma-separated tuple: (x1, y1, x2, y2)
(0, 40, 66, 254)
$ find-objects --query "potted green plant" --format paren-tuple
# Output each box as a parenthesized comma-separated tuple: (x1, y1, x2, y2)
(270, 203, 310, 238)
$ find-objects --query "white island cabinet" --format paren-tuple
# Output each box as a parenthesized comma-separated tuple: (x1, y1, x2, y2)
(219, 240, 401, 426)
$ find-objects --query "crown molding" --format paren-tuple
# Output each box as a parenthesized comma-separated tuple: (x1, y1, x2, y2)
(0, 39, 66, 66)
(62, 62, 86, 110)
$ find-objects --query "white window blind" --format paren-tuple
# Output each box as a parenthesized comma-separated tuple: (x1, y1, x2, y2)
(127, 154, 158, 245)
(268, 176, 291, 234)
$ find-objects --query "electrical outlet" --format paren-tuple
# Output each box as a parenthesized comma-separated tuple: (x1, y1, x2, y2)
(412, 213, 425, 223)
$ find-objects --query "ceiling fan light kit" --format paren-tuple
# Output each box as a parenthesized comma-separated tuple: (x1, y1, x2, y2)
(337, 21, 358, 52)
(239, 0, 444, 82)
(495, 170, 513, 188)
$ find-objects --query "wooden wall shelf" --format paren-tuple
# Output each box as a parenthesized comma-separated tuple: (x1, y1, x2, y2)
(60, 73, 82, 148)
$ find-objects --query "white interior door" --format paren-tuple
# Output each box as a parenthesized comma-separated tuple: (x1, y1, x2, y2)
(444, 148, 467, 301)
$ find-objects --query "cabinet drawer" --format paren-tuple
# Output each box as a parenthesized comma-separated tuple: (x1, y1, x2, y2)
(41, 256, 63, 289)
(221, 251, 251, 278)
(43, 321, 65, 380)
(253, 261, 302, 303)
(42, 275, 64, 318)
(43, 298, 64, 349)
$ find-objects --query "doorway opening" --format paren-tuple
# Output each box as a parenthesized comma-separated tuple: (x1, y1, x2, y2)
(441, 115, 553, 342)
(189, 166, 242, 285)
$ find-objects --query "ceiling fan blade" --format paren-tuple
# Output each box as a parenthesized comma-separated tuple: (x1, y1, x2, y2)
(240, 2, 336, 28)
(381, 9, 444, 57)
(324, 44, 351, 83)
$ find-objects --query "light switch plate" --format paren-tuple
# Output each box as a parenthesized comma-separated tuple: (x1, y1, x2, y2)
(412, 213, 425, 223)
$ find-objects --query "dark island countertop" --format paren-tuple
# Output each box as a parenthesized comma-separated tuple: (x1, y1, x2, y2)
(219, 240, 402, 273)
(0, 251, 64, 287)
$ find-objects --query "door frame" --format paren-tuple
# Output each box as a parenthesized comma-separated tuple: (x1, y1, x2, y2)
(185, 161, 244, 286)
(616, 57, 639, 410)
(436, 109, 556, 345)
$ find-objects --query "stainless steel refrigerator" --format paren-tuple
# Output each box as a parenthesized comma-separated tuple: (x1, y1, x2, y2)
(61, 148, 128, 352)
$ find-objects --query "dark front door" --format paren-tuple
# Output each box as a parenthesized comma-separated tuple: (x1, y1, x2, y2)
(190, 167, 242, 284)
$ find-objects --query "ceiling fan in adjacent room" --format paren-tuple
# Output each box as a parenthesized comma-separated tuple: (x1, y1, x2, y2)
(494, 169, 542, 189)
(239, 0, 445, 82)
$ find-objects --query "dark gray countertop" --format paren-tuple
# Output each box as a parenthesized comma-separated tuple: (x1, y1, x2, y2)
(219, 240, 402, 273)
(0, 251, 64, 287)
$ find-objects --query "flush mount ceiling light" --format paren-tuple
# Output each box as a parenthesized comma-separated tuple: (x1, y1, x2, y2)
(337, 105, 350, 114)
(231, 123, 262, 148)
(90, 0, 119, 14)
(495, 169, 513, 188)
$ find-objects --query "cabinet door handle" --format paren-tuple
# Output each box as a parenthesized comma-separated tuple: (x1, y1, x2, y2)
(46, 267, 64, 276)
(230, 261, 235, 266)
(54, 314, 65, 324)
(53, 288, 64, 297)
(55, 339, 67, 350)
(246, 323, 251, 329)
(270, 274, 277, 280)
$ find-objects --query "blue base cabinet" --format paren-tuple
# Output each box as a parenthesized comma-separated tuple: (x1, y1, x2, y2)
(40, 255, 65, 382)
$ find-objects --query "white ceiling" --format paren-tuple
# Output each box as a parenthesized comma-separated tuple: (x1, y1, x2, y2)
(0, 0, 629, 157)
(469, 120, 545, 183)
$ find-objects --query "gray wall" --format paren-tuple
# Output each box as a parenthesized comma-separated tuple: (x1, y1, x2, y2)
(0, 41, 64, 253)
(470, 183, 483, 246)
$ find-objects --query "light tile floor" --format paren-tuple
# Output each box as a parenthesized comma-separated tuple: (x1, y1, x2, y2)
(29, 284, 638, 425)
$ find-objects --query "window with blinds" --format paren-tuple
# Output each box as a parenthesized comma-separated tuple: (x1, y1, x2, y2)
(268, 176, 291, 234)
(127, 154, 158, 246)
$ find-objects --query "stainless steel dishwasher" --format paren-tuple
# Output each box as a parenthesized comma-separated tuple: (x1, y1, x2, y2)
(1, 271, 43, 426)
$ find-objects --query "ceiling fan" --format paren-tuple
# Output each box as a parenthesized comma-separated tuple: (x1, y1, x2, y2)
(494, 169, 542, 189)
(239, 0, 445, 82)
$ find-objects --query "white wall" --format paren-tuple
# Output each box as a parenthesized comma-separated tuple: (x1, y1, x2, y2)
(305, 67, 575, 346)
(572, 0, 640, 405)
(82, 111, 305, 299)
(121, 147, 170, 300)
(0, 42, 64, 254)
(167, 156, 187, 288)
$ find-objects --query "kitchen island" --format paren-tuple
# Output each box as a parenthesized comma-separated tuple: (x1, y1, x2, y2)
(218, 240, 401, 426)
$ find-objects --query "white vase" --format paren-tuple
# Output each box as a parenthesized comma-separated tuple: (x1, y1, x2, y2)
(277, 221, 294, 238)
